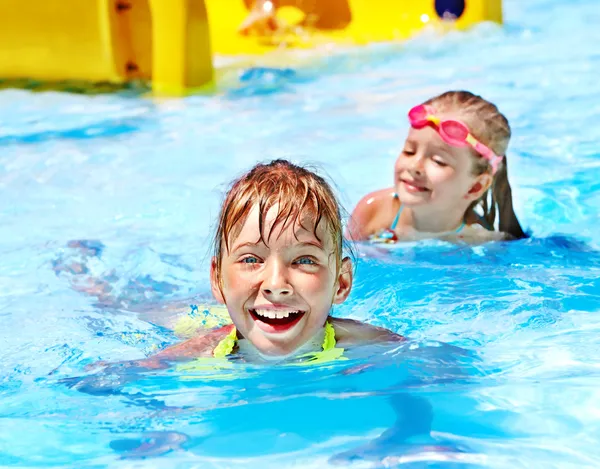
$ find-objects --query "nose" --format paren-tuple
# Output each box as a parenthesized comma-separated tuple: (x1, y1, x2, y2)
(408, 154, 425, 176)
(261, 260, 292, 298)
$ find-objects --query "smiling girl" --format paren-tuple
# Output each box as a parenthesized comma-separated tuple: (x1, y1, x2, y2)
(346, 91, 528, 244)
(148, 159, 402, 363)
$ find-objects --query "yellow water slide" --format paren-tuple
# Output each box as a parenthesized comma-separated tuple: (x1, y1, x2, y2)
(0, 0, 502, 95)
(208, 0, 503, 55)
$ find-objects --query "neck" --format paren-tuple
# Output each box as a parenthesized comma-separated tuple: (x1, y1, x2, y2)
(407, 204, 468, 233)
(237, 326, 327, 362)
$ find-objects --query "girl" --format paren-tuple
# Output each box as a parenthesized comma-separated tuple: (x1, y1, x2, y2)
(154, 159, 402, 363)
(63, 160, 468, 462)
(71, 159, 403, 367)
(346, 90, 528, 244)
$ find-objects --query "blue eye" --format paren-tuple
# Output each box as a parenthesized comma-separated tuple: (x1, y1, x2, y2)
(295, 257, 316, 265)
(241, 256, 260, 264)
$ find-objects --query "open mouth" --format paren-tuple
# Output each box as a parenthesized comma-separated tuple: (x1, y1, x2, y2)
(249, 308, 306, 333)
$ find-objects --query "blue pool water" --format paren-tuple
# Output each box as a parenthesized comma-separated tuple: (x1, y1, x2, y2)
(2, 0, 600, 467)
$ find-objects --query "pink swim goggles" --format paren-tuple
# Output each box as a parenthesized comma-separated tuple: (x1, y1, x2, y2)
(408, 104, 503, 174)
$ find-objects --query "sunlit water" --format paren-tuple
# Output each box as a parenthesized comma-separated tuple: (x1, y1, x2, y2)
(2, 0, 600, 467)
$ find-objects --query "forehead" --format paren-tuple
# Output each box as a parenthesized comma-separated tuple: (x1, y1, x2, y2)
(229, 203, 333, 249)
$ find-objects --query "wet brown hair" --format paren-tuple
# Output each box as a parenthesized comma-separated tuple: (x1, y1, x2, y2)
(212, 159, 345, 284)
(424, 90, 527, 239)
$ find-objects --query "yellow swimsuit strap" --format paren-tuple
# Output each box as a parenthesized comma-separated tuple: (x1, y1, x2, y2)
(212, 326, 238, 358)
(212, 321, 344, 363)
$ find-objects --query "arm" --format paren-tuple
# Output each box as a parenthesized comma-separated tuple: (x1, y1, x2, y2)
(332, 317, 405, 345)
(85, 325, 233, 373)
(330, 393, 435, 464)
(69, 326, 234, 396)
(330, 321, 438, 464)
(153, 325, 234, 360)
(451, 224, 509, 244)
(330, 341, 475, 464)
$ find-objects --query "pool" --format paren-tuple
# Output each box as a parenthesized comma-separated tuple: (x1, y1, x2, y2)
(2, 0, 600, 466)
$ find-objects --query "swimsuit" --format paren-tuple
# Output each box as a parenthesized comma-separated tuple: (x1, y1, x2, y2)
(370, 194, 466, 243)
(176, 320, 345, 374)
(213, 321, 344, 363)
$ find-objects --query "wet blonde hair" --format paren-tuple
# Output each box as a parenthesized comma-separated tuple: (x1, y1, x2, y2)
(212, 159, 345, 285)
(424, 91, 527, 239)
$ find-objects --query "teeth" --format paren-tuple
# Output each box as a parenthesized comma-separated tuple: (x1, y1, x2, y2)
(254, 309, 300, 319)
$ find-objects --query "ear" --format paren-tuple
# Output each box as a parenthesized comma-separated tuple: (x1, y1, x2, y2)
(333, 257, 353, 304)
(210, 256, 225, 304)
(466, 173, 493, 201)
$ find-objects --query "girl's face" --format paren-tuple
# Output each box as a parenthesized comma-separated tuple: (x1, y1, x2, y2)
(394, 121, 491, 211)
(211, 204, 352, 357)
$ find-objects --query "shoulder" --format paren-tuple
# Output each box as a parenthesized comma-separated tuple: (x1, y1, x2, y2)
(464, 210, 493, 230)
(353, 188, 398, 212)
(155, 324, 235, 360)
(456, 210, 509, 243)
(331, 317, 405, 345)
(346, 188, 398, 240)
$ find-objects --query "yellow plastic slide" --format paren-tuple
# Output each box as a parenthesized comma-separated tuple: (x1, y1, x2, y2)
(0, 0, 501, 95)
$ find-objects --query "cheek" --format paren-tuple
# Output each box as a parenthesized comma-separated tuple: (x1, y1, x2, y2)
(222, 267, 252, 297)
(432, 171, 475, 198)
(222, 268, 236, 290)
(426, 164, 455, 185)
(293, 270, 334, 297)
(394, 155, 405, 173)
(294, 273, 322, 293)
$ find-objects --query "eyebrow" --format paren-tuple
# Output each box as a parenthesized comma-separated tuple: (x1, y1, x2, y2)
(297, 240, 325, 250)
(230, 239, 325, 252)
(230, 240, 265, 252)
(432, 147, 455, 159)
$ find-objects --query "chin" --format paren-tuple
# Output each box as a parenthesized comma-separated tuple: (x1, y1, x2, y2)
(251, 334, 303, 357)
(244, 321, 305, 352)
(397, 190, 430, 206)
